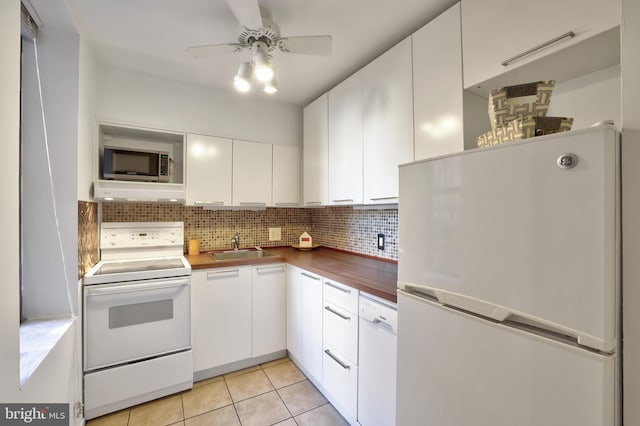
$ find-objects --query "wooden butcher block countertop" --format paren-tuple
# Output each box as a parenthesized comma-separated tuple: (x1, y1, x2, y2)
(185, 246, 398, 303)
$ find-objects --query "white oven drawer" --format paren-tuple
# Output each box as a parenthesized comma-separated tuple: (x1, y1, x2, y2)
(84, 349, 193, 420)
(84, 277, 191, 371)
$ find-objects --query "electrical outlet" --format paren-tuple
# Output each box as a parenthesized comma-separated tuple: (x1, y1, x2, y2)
(378, 233, 385, 250)
(269, 227, 282, 241)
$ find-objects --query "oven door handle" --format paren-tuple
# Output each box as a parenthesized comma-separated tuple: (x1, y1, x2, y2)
(85, 278, 190, 297)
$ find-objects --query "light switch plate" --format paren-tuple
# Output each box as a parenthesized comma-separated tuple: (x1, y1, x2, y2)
(269, 227, 282, 241)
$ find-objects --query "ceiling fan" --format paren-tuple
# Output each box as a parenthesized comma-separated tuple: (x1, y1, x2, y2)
(186, 0, 332, 94)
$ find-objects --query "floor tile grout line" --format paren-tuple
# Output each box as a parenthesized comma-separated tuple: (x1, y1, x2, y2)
(223, 375, 244, 425)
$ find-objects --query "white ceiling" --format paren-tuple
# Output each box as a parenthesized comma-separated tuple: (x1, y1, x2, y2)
(65, 0, 457, 106)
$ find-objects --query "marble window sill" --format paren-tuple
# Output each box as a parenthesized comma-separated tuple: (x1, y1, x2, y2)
(19, 316, 76, 387)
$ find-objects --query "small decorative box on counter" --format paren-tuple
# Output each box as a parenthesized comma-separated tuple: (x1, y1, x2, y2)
(488, 80, 555, 129)
(477, 116, 574, 147)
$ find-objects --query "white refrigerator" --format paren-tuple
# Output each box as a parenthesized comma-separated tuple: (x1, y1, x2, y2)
(396, 125, 620, 426)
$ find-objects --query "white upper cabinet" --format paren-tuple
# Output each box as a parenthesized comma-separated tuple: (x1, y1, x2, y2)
(233, 139, 272, 207)
(462, 0, 620, 91)
(303, 94, 329, 206)
(186, 133, 232, 206)
(413, 3, 464, 160)
(328, 71, 363, 205)
(362, 37, 414, 204)
(272, 145, 301, 207)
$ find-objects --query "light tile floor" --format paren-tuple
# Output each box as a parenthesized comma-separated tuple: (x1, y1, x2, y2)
(87, 358, 349, 426)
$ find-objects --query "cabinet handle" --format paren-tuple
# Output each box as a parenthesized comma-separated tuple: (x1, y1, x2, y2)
(301, 272, 321, 281)
(194, 201, 224, 206)
(332, 199, 354, 203)
(207, 269, 240, 279)
(324, 349, 351, 370)
(501, 31, 576, 67)
(324, 305, 351, 321)
(239, 202, 266, 206)
(325, 281, 351, 294)
(306, 201, 323, 206)
(256, 265, 285, 273)
(369, 196, 397, 201)
(275, 202, 299, 207)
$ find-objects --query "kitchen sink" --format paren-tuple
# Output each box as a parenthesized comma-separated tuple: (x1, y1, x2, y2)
(210, 249, 276, 261)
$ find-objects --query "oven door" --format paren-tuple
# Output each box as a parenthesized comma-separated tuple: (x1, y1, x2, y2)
(84, 277, 191, 371)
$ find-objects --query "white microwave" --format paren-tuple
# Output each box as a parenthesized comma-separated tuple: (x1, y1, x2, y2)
(102, 146, 170, 182)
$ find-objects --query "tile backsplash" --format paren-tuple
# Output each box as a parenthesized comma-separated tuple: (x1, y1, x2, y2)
(102, 204, 398, 261)
(78, 201, 99, 278)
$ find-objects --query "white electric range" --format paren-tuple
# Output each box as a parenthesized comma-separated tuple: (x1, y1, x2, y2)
(83, 222, 193, 420)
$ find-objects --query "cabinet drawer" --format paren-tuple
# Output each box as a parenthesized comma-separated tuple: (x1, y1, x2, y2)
(323, 301, 358, 363)
(323, 279, 358, 314)
(322, 343, 358, 424)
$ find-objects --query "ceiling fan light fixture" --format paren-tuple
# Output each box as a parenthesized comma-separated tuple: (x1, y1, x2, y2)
(264, 77, 278, 94)
(252, 41, 274, 82)
(234, 62, 253, 92)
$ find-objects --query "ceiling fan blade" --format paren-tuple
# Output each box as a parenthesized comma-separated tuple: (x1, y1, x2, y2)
(279, 35, 332, 56)
(185, 43, 242, 58)
(225, 0, 263, 30)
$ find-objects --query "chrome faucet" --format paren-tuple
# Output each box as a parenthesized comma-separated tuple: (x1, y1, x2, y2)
(231, 231, 240, 251)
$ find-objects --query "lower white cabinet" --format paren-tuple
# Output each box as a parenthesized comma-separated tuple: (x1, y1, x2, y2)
(191, 268, 252, 373)
(252, 264, 286, 357)
(286, 265, 304, 361)
(322, 279, 359, 424)
(300, 270, 324, 384)
(286, 266, 324, 385)
(192, 264, 286, 375)
(323, 343, 359, 424)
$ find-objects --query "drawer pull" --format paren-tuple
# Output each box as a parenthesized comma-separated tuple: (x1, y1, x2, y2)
(324, 349, 350, 370)
(324, 306, 351, 321)
(369, 196, 397, 201)
(194, 200, 224, 206)
(332, 199, 354, 203)
(325, 281, 351, 294)
(301, 272, 321, 281)
(306, 201, 323, 206)
(256, 265, 285, 273)
(501, 31, 575, 66)
(207, 269, 240, 279)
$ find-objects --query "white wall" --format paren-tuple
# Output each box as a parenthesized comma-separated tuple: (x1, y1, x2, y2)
(77, 35, 97, 201)
(0, 1, 83, 423)
(97, 66, 303, 147)
(622, 0, 640, 425)
(547, 65, 622, 130)
(0, 0, 23, 399)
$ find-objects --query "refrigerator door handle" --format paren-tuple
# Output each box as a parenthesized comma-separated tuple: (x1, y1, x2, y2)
(400, 283, 511, 321)
(398, 283, 616, 354)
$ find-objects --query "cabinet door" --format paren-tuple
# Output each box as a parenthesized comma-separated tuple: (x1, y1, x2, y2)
(273, 145, 301, 207)
(191, 268, 251, 372)
(251, 264, 286, 357)
(303, 94, 329, 206)
(362, 37, 414, 204)
(413, 3, 464, 160)
(462, 0, 619, 89)
(328, 72, 363, 205)
(301, 271, 324, 384)
(286, 265, 303, 361)
(233, 140, 272, 206)
(322, 342, 358, 424)
(186, 134, 232, 206)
